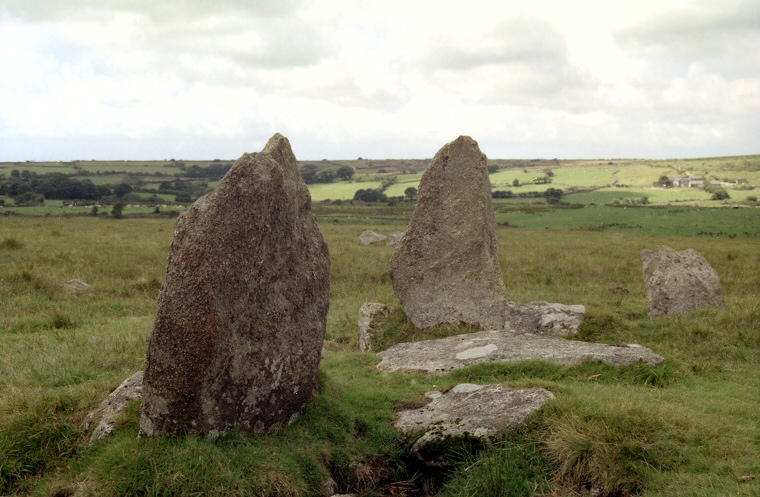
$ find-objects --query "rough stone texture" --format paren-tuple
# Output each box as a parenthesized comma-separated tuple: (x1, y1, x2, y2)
(641, 246, 726, 317)
(377, 330, 664, 374)
(395, 384, 554, 466)
(359, 230, 387, 245)
(63, 279, 91, 293)
(504, 301, 586, 335)
(85, 371, 143, 443)
(358, 303, 390, 352)
(385, 231, 406, 246)
(390, 136, 507, 330)
(140, 133, 330, 438)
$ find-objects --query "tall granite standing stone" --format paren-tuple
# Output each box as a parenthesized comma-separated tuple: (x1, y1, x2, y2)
(140, 134, 330, 438)
(390, 136, 507, 329)
(641, 246, 725, 317)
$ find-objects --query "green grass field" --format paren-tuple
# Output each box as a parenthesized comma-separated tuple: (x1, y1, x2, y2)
(1, 205, 758, 496)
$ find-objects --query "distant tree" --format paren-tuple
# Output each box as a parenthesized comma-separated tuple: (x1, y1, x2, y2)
(711, 188, 730, 200)
(111, 202, 124, 219)
(175, 192, 192, 203)
(404, 186, 418, 201)
(113, 183, 133, 197)
(640, 196, 649, 205)
(544, 169, 554, 177)
(353, 188, 388, 202)
(656, 175, 672, 187)
(300, 164, 318, 184)
(747, 196, 758, 202)
(90, 206, 99, 216)
(487, 164, 499, 174)
(13, 192, 44, 206)
(512, 178, 520, 187)
(492, 190, 514, 199)
(545, 188, 563, 205)
(316, 169, 335, 183)
(336, 165, 355, 180)
(10, 169, 20, 179)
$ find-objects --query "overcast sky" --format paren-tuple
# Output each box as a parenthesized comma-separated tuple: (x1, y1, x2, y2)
(1, 0, 758, 161)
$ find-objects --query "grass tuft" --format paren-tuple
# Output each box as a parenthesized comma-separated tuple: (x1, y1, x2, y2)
(0, 237, 24, 250)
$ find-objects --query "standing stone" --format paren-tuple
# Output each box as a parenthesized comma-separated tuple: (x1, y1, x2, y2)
(140, 134, 330, 438)
(358, 303, 390, 352)
(390, 136, 507, 329)
(641, 246, 725, 317)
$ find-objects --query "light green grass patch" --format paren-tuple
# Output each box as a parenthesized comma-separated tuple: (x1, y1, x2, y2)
(308, 181, 382, 201)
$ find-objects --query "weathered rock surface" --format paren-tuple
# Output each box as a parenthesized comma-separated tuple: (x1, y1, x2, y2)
(358, 303, 390, 352)
(359, 230, 387, 245)
(64, 279, 91, 293)
(385, 231, 405, 246)
(377, 330, 664, 374)
(140, 133, 330, 438)
(641, 246, 726, 317)
(395, 383, 554, 466)
(504, 301, 586, 335)
(390, 136, 507, 330)
(85, 371, 143, 443)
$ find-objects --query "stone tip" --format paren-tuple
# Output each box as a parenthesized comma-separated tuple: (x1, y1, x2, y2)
(262, 133, 296, 166)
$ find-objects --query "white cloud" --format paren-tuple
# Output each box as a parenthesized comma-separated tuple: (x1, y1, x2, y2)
(0, 0, 758, 160)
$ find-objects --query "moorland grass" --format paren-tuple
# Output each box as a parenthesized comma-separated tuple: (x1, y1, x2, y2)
(0, 212, 758, 496)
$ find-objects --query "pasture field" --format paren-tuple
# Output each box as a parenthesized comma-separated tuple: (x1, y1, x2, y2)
(307, 181, 383, 202)
(2, 155, 758, 209)
(1, 208, 758, 496)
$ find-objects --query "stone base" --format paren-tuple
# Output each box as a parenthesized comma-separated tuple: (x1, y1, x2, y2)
(377, 330, 664, 374)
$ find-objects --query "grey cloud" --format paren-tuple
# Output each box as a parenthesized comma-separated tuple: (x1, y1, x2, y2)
(2, 0, 305, 22)
(423, 19, 567, 70)
(296, 78, 411, 111)
(419, 19, 599, 110)
(615, 1, 760, 66)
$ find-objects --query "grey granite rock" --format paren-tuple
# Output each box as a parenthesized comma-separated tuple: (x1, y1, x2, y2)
(394, 383, 554, 466)
(504, 301, 586, 335)
(641, 246, 726, 317)
(385, 231, 405, 246)
(85, 371, 143, 442)
(390, 136, 507, 330)
(358, 303, 390, 352)
(140, 133, 330, 437)
(377, 330, 664, 374)
(359, 230, 387, 245)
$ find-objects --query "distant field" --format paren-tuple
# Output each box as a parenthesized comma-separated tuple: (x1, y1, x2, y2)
(566, 187, 712, 204)
(2, 154, 757, 210)
(307, 181, 382, 201)
(492, 204, 760, 237)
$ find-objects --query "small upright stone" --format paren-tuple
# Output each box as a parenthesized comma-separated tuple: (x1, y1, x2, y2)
(390, 136, 507, 329)
(358, 303, 390, 352)
(641, 246, 725, 317)
(140, 134, 330, 437)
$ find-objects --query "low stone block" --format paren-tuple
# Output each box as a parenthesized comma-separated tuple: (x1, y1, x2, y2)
(377, 330, 664, 374)
(504, 301, 585, 335)
(85, 371, 144, 443)
(359, 230, 387, 245)
(394, 383, 554, 466)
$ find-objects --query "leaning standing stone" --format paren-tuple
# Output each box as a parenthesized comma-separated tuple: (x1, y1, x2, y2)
(641, 246, 725, 317)
(390, 136, 507, 329)
(140, 133, 330, 438)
